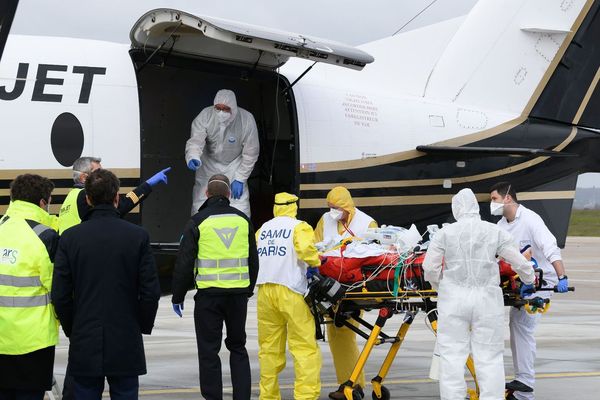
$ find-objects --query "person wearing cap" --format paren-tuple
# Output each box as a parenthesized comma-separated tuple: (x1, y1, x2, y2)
(171, 174, 259, 400)
(255, 193, 322, 400)
(314, 186, 377, 399)
(185, 89, 260, 217)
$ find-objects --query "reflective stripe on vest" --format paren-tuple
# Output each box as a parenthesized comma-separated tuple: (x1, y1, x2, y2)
(0, 274, 42, 287)
(58, 188, 83, 234)
(196, 213, 250, 289)
(0, 293, 49, 307)
(196, 257, 249, 268)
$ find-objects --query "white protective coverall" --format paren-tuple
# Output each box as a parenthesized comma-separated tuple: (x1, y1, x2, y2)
(185, 89, 260, 216)
(423, 188, 535, 400)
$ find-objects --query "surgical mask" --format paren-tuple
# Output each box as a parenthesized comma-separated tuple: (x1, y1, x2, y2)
(216, 110, 230, 124)
(329, 208, 343, 221)
(490, 202, 504, 216)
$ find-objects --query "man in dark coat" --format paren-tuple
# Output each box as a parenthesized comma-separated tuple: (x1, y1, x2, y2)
(52, 169, 161, 400)
(171, 174, 259, 400)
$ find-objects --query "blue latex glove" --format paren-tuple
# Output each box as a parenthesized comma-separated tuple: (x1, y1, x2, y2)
(556, 276, 569, 293)
(172, 303, 184, 318)
(187, 159, 201, 171)
(306, 267, 319, 280)
(231, 180, 244, 199)
(520, 283, 535, 297)
(146, 167, 171, 186)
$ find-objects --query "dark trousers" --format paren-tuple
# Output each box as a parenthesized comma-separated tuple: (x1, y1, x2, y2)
(194, 293, 251, 400)
(0, 390, 45, 400)
(71, 375, 139, 400)
(62, 364, 74, 400)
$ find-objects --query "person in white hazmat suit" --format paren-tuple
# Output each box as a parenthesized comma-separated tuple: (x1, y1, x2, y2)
(423, 188, 535, 400)
(185, 89, 260, 216)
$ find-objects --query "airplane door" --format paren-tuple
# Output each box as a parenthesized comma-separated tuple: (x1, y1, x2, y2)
(129, 9, 375, 241)
(130, 8, 374, 72)
(129, 9, 374, 294)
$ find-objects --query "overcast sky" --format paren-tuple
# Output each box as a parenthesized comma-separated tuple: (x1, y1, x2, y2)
(11, 0, 477, 45)
(10, 0, 600, 187)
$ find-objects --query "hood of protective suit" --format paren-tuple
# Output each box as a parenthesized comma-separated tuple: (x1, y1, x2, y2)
(326, 186, 355, 212)
(213, 89, 238, 125)
(451, 188, 480, 221)
(273, 192, 298, 218)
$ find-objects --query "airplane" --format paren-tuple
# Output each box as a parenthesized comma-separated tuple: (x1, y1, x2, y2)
(1, 0, 599, 289)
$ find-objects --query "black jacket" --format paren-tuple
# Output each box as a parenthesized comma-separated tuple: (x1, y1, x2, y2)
(171, 196, 259, 303)
(51, 205, 161, 377)
(74, 182, 152, 220)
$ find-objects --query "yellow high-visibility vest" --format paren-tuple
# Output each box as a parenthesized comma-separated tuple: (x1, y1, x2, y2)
(0, 200, 59, 355)
(58, 188, 83, 234)
(195, 213, 250, 289)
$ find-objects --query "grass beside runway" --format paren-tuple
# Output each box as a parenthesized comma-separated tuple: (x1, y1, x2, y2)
(568, 210, 600, 237)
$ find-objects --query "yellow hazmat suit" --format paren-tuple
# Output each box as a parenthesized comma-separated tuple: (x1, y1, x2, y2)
(256, 192, 322, 400)
(314, 187, 377, 391)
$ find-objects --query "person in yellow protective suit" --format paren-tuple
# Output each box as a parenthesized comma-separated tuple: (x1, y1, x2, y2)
(314, 186, 377, 400)
(256, 192, 322, 400)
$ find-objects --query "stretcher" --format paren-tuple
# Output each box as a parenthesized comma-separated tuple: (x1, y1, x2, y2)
(306, 243, 573, 400)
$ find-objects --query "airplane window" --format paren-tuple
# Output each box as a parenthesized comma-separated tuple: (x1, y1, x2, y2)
(0, 0, 18, 62)
(51, 112, 85, 167)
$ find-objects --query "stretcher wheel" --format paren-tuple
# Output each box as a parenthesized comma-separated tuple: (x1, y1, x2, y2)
(351, 389, 363, 400)
(372, 386, 390, 400)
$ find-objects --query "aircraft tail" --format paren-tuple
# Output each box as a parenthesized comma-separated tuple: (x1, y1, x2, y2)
(424, 0, 600, 129)
(529, 1, 600, 131)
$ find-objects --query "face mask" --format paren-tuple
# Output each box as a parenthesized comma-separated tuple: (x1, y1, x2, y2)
(490, 201, 504, 216)
(216, 110, 230, 124)
(329, 208, 343, 221)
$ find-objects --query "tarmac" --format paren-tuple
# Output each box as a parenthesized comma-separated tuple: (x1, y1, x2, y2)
(52, 236, 600, 399)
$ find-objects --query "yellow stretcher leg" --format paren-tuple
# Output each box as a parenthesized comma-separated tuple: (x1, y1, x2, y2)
(343, 308, 395, 400)
(466, 355, 480, 400)
(371, 312, 415, 400)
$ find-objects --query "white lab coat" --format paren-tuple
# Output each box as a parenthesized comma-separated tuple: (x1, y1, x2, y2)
(423, 189, 534, 400)
(185, 90, 259, 216)
(497, 204, 562, 400)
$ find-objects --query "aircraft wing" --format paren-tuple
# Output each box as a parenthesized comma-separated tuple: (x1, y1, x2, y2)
(416, 145, 577, 158)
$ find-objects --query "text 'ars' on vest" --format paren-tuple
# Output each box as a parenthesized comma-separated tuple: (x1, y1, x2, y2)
(0, 214, 58, 355)
(195, 213, 250, 289)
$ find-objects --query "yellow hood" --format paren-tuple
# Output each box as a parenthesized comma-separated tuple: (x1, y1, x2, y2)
(273, 192, 298, 218)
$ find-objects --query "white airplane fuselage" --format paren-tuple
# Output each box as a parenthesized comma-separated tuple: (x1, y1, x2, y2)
(1, 0, 600, 251)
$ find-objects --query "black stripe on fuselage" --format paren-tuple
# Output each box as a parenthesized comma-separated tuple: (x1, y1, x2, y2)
(299, 119, 598, 191)
(531, 0, 600, 128)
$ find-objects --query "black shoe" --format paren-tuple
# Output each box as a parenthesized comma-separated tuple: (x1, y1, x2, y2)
(328, 384, 364, 400)
(506, 394, 518, 400)
(506, 380, 533, 393)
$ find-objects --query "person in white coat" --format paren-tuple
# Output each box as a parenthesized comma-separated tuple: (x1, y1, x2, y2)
(185, 89, 259, 216)
(423, 188, 535, 400)
(490, 182, 569, 400)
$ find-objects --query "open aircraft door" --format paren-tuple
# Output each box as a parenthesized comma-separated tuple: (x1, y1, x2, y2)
(129, 9, 373, 293)
(130, 8, 374, 71)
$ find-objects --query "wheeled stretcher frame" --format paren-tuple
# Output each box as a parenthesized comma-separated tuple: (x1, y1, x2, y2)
(319, 288, 553, 400)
